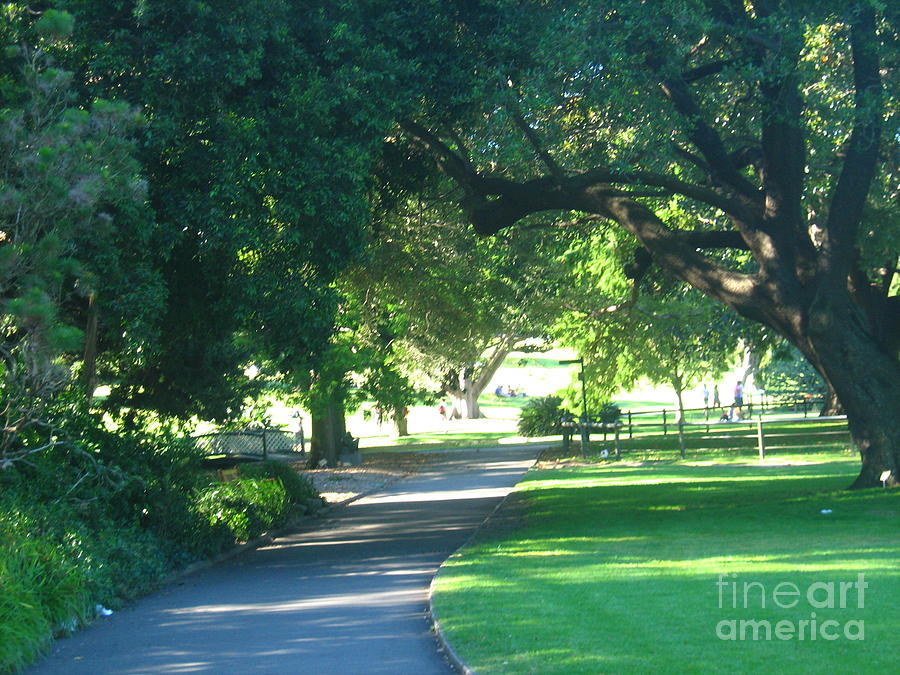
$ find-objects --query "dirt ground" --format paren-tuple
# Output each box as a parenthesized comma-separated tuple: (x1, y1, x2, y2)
(289, 452, 439, 504)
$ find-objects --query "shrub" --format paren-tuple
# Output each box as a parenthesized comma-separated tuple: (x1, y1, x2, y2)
(241, 461, 319, 504)
(518, 396, 570, 437)
(195, 478, 290, 542)
(598, 402, 622, 425)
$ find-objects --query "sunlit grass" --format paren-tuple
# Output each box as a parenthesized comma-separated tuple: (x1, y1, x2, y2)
(432, 454, 899, 674)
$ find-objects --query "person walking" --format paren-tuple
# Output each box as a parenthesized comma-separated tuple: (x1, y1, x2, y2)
(713, 384, 720, 408)
(702, 384, 709, 409)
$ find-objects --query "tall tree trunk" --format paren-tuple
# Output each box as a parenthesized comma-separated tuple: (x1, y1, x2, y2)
(309, 399, 345, 468)
(802, 295, 900, 488)
(673, 376, 686, 460)
(393, 405, 409, 437)
(444, 341, 513, 419)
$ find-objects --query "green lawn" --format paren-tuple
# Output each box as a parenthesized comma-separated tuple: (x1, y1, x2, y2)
(432, 451, 899, 674)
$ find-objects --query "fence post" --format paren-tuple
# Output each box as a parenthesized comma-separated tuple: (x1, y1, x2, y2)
(757, 419, 765, 460)
(262, 431, 268, 461)
(663, 409, 667, 436)
(628, 410, 633, 439)
(580, 417, 590, 458)
(705, 407, 709, 433)
(614, 423, 621, 459)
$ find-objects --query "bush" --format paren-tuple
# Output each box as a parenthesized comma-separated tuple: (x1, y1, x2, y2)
(518, 396, 570, 437)
(195, 478, 290, 542)
(241, 461, 319, 504)
(598, 402, 622, 425)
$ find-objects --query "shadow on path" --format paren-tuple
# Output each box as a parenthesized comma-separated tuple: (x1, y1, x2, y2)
(29, 447, 541, 675)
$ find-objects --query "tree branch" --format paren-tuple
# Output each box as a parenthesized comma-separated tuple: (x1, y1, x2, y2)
(821, 6, 883, 280)
(505, 92, 566, 182)
(682, 59, 737, 83)
(648, 54, 762, 203)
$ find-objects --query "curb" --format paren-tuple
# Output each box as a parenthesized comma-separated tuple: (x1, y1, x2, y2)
(427, 447, 544, 675)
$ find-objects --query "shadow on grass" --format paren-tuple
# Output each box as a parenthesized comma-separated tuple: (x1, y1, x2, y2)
(434, 457, 899, 674)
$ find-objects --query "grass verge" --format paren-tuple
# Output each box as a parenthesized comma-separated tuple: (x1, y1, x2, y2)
(432, 452, 898, 674)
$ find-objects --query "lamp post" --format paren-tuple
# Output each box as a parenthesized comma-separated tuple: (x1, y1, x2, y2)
(560, 358, 589, 457)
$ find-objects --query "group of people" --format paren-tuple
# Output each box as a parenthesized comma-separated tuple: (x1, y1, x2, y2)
(703, 381, 746, 422)
(494, 384, 526, 398)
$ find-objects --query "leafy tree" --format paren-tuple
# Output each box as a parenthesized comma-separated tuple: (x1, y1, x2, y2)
(48, 0, 406, 421)
(398, 1, 900, 487)
(756, 344, 827, 399)
(352, 196, 566, 418)
(0, 16, 152, 464)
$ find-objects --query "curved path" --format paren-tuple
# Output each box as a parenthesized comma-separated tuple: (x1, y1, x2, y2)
(30, 446, 540, 674)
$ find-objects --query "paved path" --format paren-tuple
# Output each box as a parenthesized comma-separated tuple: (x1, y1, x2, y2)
(30, 447, 540, 674)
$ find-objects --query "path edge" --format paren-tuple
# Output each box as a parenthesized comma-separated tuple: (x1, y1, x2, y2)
(427, 446, 545, 675)
(162, 470, 410, 586)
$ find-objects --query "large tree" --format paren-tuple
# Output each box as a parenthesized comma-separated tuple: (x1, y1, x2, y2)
(350, 196, 564, 418)
(45, 0, 407, 421)
(399, 1, 899, 488)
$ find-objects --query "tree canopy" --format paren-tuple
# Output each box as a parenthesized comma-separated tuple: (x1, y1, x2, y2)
(395, 0, 899, 487)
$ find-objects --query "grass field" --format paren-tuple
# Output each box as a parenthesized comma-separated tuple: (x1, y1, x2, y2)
(431, 443, 898, 674)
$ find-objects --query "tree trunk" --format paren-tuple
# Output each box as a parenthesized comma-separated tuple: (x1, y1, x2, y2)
(444, 341, 513, 419)
(448, 367, 483, 419)
(309, 400, 345, 468)
(393, 405, 409, 437)
(81, 293, 99, 403)
(820, 382, 844, 417)
(673, 378, 686, 460)
(802, 295, 900, 488)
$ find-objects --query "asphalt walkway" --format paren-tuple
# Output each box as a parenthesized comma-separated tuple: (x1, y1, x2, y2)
(29, 446, 540, 674)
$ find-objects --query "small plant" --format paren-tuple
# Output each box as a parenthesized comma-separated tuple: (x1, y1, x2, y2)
(518, 396, 569, 437)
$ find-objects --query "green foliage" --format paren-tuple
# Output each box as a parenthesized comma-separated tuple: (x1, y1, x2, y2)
(758, 346, 827, 398)
(241, 460, 319, 505)
(517, 395, 569, 437)
(597, 402, 622, 425)
(34, 10, 75, 39)
(195, 478, 290, 542)
(0, 536, 88, 673)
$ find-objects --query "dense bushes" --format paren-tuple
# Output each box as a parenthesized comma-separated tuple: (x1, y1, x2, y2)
(518, 396, 570, 437)
(196, 477, 290, 542)
(0, 414, 319, 673)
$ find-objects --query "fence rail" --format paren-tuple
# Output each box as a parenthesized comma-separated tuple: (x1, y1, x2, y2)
(614, 394, 829, 439)
(562, 414, 848, 461)
(193, 429, 304, 463)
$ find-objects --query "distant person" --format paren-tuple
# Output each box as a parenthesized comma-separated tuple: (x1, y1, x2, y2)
(702, 384, 709, 408)
(495, 385, 504, 397)
(713, 384, 720, 408)
(438, 402, 447, 420)
(731, 381, 744, 420)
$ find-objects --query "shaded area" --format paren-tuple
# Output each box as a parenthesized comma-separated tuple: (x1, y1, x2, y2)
(29, 448, 539, 675)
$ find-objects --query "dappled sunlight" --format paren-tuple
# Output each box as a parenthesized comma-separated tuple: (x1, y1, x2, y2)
(163, 587, 426, 619)
(433, 453, 898, 674)
(360, 485, 517, 504)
